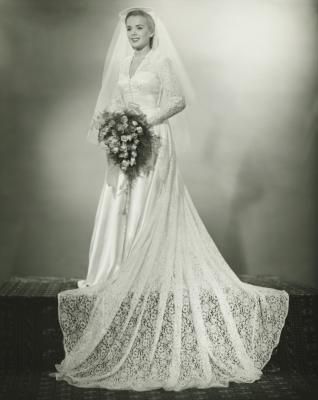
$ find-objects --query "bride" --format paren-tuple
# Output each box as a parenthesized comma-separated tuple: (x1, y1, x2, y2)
(52, 7, 289, 391)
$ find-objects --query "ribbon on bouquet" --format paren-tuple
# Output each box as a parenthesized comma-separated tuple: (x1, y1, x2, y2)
(122, 182, 131, 216)
(105, 159, 132, 215)
(118, 176, 132, 216)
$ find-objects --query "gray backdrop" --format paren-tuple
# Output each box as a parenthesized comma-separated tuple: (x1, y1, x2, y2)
(1, 0, 317, 288)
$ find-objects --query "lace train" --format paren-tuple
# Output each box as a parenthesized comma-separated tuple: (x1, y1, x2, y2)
(55, 284, 288, 391)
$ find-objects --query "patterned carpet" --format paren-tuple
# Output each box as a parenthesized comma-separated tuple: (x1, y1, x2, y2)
(1, 274, 316, 297)
(0, 275, 317, 400)
(0, 370, 317, 400)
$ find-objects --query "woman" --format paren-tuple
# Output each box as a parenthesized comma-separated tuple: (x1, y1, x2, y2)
(52, 7, 289, 391)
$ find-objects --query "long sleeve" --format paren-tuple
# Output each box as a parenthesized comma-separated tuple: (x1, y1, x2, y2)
(147, 56, 186, 126)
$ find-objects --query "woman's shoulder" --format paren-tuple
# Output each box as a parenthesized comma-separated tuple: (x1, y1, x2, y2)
(150, 50, 174, 74)
(151, 49, 171, 64)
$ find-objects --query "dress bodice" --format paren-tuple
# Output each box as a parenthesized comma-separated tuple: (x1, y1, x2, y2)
(109, 48, 186, 126)
(118, 52, 162, 113)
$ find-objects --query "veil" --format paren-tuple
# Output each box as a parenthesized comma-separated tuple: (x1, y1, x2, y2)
(86, 6, 196, 158)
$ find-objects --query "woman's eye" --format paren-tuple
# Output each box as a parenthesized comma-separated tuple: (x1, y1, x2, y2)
(126, 26, 143, 32)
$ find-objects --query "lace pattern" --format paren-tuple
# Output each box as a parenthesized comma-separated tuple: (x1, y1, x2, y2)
(147, 56, 186, 126)
(57, 285, 288, 390)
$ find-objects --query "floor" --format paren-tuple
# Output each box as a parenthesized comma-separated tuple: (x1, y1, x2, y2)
(1, 369, 318, 400)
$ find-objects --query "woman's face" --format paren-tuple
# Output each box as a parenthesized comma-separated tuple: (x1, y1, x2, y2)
(126, 15, 153, 51)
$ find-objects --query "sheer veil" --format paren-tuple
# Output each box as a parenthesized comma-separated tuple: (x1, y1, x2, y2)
(86, 6, 196, 158)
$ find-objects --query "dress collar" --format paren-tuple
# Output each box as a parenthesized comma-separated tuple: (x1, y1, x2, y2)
(128, 48, 155, 79)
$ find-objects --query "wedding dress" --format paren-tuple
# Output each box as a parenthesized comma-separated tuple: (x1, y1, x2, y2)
(53, 47, 289, 391)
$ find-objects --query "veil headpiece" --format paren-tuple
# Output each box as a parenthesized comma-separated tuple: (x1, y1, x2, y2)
(87, 6, 196, 157)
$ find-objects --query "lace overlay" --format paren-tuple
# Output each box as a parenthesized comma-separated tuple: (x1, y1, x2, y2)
(54, 48, 289, 391)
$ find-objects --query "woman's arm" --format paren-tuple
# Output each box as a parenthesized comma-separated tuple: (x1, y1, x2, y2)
(147, 56, 186, 126)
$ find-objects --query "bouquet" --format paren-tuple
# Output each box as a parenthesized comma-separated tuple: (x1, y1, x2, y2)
(94, 107, 161, 186)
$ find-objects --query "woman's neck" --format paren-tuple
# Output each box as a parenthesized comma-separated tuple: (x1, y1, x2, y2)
(133, 46, 151, 58)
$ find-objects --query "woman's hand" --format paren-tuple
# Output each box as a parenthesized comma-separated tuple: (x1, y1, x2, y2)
(146, 115, 156, 127)
(127, 102, 157, 127)
(127, 102, 141, 114)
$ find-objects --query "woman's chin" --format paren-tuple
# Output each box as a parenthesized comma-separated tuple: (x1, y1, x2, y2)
(130, 43, 147, 51)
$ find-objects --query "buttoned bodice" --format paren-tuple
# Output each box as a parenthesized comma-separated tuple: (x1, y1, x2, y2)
(118, 52, 162, 114)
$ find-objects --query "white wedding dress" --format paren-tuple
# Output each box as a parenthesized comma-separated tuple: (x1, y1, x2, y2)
(54, 48, 289, 391)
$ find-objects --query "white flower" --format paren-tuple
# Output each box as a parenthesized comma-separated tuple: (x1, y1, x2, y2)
(132, 120, 138, 126)
(131, 150, 137, 157)
(136, 127, 143, 133)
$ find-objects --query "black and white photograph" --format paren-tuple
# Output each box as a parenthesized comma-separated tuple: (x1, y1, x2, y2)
(0, 0, 317, 399)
